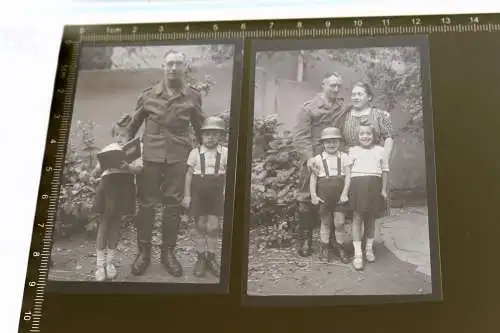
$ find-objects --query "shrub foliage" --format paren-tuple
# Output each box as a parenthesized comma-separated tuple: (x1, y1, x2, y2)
(249, 115, 302, 248)
(55, 121, 100, 237)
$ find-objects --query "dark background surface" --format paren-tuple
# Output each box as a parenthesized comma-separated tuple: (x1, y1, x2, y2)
(41, 32, 500, 332)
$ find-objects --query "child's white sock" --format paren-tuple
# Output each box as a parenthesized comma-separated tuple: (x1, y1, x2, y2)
(96, 250, 106, 268)
(206, 237, 217, 254)
(353, 241, 362, 257)
(366, 238, 374, 251)
(107, 249, 116, 265)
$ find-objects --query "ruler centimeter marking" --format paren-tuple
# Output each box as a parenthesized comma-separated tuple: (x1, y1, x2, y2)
(18, 11, 500, 332)
(67, 13, 500, 42)
(19, 37, 80, 333)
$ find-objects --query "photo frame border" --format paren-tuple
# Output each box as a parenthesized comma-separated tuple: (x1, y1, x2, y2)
(46, 37, 244, 295)
(240, 35, 442, 306)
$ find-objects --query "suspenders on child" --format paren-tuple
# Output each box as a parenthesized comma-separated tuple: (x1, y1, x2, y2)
(320, 154, 342, 178)
(199, 147, 222, 177)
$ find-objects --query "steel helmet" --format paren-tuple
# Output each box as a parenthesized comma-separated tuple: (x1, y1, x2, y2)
(201, 116, 226, 131)
(320, 127, 342, 140)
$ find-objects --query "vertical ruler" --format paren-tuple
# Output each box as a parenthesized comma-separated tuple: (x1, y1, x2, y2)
(18, 35, 80, 333)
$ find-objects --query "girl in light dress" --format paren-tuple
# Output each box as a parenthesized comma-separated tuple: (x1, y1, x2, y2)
(348, 123, 389, 270)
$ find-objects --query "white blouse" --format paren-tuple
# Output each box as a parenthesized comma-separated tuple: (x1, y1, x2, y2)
(349, 145, 389, 178)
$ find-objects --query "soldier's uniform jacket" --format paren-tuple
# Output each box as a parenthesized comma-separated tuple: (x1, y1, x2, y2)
(126, 81, 205, 164)
(293, 93, 346, 163)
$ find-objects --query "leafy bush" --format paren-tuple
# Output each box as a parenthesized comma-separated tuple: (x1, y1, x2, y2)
(254, 222, 294, 250)
(79, 46, 114, 70)
(250, 115, 303, 248)
(55, 121, 100, 237)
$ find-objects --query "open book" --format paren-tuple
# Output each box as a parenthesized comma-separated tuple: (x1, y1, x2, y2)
(97, 137, 141, 170)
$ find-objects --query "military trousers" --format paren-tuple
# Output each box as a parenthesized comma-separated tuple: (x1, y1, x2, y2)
(136, 160, 186, 247)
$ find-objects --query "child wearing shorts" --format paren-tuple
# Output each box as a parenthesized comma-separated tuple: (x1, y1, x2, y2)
(181, 116, 228, 278)
(309, 127, 352, 263)
(348, 123, 389, 270)
(91, 118, 143, 281)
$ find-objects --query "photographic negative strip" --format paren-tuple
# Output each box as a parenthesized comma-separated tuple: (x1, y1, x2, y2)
(242, 35, 441, 305)
(46, 40, 243, 294)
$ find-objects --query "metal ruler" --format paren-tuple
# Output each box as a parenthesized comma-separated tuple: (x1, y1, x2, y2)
(17, 11, 500, 332)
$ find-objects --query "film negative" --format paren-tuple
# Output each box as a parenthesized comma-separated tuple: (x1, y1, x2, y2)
(18, 12, 500, 332)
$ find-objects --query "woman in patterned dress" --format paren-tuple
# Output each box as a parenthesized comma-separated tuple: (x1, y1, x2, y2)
(342, 82, 394, 218)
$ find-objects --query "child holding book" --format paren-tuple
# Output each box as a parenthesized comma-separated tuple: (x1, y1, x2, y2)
(91, 118, 143, 281)
(181, 116, 228, 278)
(309, 127, 352, 263)
(348, 123, 389, 270)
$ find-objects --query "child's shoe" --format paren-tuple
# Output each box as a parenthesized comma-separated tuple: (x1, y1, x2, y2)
(365, 239, 376, 263)
(205, 252, 220, 278)
(365, 248, 376, 263)
(95, 267, 106, 282)
(106, 263, 118, 280)
(352, 255, 364, 271)
(297, 229, 313, 257)
(193, 252, 206, 278)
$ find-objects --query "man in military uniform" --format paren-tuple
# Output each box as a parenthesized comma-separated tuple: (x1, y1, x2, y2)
(124, 51, 205, 277)
(293, 73, 349, 260)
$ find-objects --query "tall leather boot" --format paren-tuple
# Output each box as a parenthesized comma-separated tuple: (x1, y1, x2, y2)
(131, 204, 154, 276)
(297, 199, 311, 257)
(193, 252, 206, 278)
(297, 228, 306, 257)
(319, 242, 329, 262)
(298, 226, 312, 257)
(306, 227, 313, 255)
(131, 241, 151, 276)
(161, 206, 183, 277)
(161, 246, 183, 277)
(297, 206, 313, 257)
(205, 252, 220, 278)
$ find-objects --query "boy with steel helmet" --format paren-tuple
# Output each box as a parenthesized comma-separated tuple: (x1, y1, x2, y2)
(200, 116, 226, 131)
(181, 116, 228, 278)
(293, 74, 346, 258)
(320, 127, 343, 140)
(309, 127, 352, 263)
